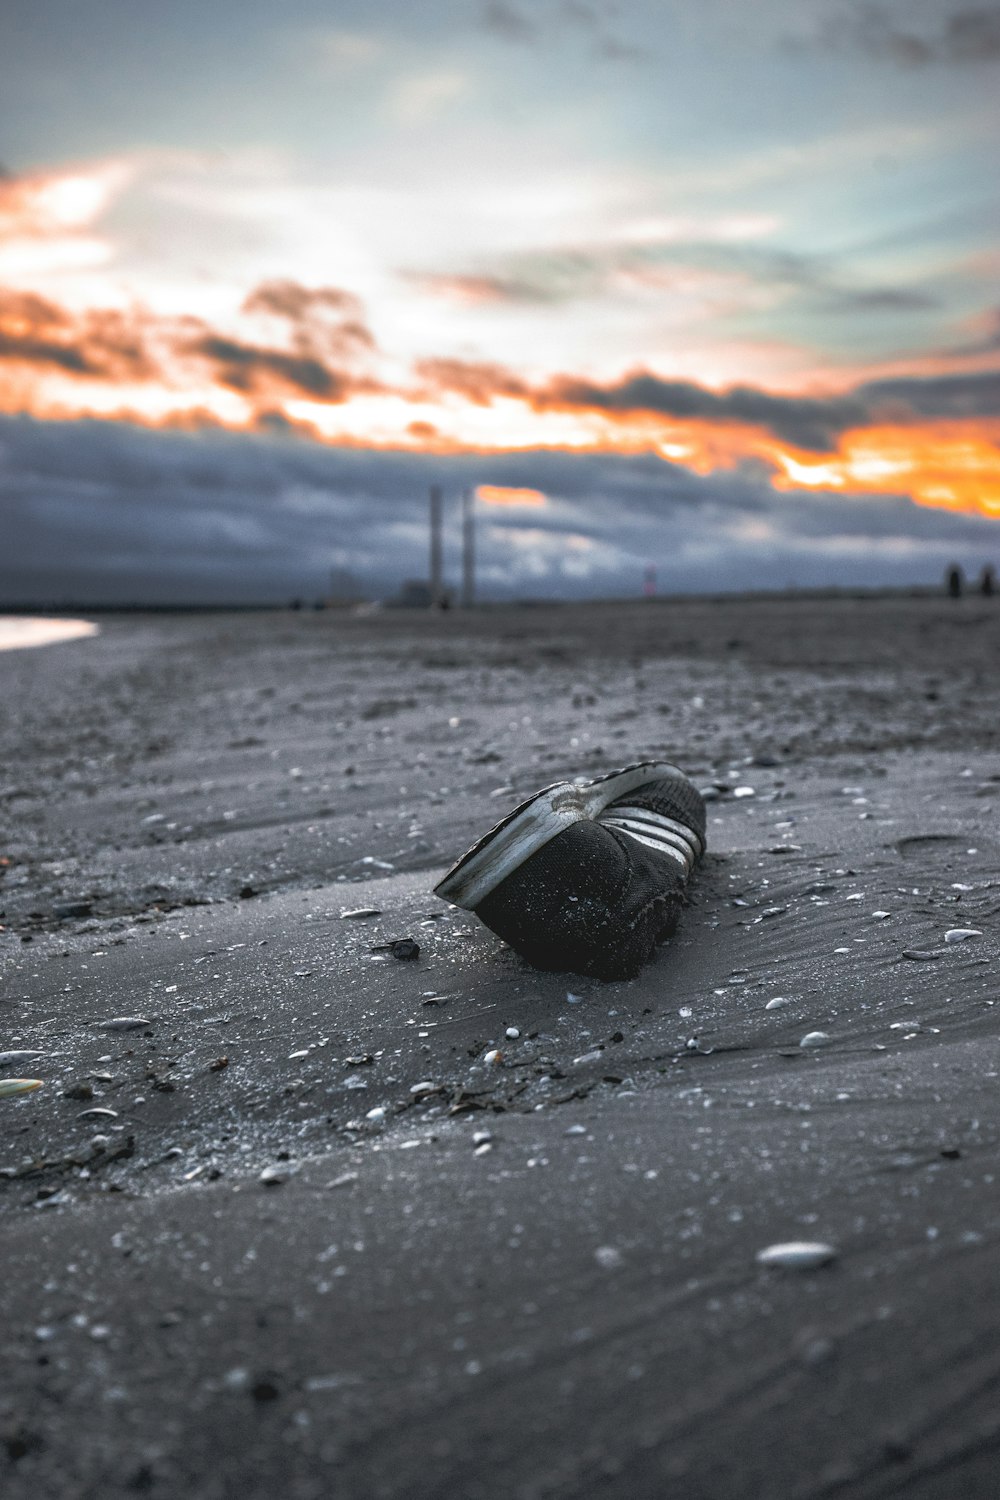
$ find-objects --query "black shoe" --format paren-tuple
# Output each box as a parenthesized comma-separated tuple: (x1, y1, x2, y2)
(434, 761, 706, 979)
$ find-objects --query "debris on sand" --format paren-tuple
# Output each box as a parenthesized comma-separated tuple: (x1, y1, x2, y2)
(0, 1078, 42, 1099)
(341, 907, 381, 920)
(0, 1051, 47, 1067)
(97, 1017, 153, 1031)
(944, 928, 983, 944)
(800, 1031, 830, 1049)
(370, 937, 420, 961)
(756, 1241, 836, 1270)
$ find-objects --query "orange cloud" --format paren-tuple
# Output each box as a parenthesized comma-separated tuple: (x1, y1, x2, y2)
(476, 484, 547, 506)
(1, 263, 998, 523)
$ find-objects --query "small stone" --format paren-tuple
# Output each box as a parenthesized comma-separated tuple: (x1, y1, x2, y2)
(259, 1166, 287, 1186)
(62, 1081, 95, 1101)
(409, 1080, 438, 1096)
(757, 1241, 836, 1270)
(389, 938, 420, 961)
(944, 928, 982, 944)
(365, 1106, 387, 1122)
(482, 1049, 503, 1066)
(573, 1050, 603, 1065)
(505, 1027, 521, 1040)
(594, 1246, 624, 1270)
(765, 997, 790, 1011)
(98, 1017, 152, 1031)
(341, 908, 381, 920)
(799, 1031, 830, 1049)
(733, 786, 755, 798)
(902, 949, 943, 961)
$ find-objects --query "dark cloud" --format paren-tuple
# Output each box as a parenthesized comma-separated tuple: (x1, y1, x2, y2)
(478, 0, 642, 60)
(805, 3, 1000, 66)
(185, 334, 350, 400)
(0, 277, 377, 403)
(480, 1, 537, 42)
(534, 371, 869, 451)
(1, 413, 996, 607)
(413, 357, 529, 405)
(416, 360, 999, 453)
(859, 368, 1000, 418)
(0, 290, 155, 380)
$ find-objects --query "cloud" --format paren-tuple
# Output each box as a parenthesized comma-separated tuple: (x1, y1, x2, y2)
(0, 289, 155, 380)
(2, 413, 997, 606)
(480, 1, 537, 42)
(0, 276, 379, 411)
(803, 3, 1000, 66)
(386, 70, 471, 124)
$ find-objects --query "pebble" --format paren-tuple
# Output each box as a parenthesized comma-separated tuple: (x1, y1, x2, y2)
(733, 786, 755, 798)
(482, 1049, 503, 1066)
(259, 1166, 287, 1186)
(0, 1051, 46, 1068)
(902, 949, 943, 961)
(365, 1106, 387, 1122)
(765, 997, 790, 1011)
(409, 1081, 438, 1096)
(98, 1017, 152, 1031)
(573, 1050, 603, 1066)
(594, 1246, 624, 1270)
(341, 908, 381, 920)
(505, 1027, 521, 1040)
(799, 1031, 830, 1049)
(756, 1241, 836, 1270)
(944, 928, 983, 944)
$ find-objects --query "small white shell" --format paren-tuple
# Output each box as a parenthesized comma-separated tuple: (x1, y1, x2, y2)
(482, 1049, 503, 1066)
(756, 1241, 836, 1269)
(98, 1017, 152, 1031)
(944, 928, 983, 943)
(800, 1031, 830, 1049)
(765, 997, 789, 1011)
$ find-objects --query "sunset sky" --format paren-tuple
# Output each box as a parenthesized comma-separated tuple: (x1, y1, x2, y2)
(2, 0, 998, 601)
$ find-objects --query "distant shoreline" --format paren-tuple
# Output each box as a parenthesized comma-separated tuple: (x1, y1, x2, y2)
(0, 582, 964, 616)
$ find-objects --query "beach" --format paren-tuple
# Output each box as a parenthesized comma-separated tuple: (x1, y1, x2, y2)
(2, 594, 999, 1499)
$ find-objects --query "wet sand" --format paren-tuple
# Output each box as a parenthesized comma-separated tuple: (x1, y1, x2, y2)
(1, 595, 999, 1499)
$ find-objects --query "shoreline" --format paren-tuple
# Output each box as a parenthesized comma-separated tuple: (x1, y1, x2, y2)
(2, 597, 999, 1498)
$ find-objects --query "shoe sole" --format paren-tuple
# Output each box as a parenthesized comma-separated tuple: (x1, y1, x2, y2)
(434, 761, 704, 910)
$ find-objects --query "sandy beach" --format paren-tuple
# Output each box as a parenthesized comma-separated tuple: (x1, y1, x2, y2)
(2, 594, 999, 1499)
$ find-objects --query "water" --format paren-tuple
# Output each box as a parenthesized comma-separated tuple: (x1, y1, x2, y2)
(0, 617, 99, 652)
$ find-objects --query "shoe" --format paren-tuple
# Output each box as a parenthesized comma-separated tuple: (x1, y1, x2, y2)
(434, 761, 705, 979)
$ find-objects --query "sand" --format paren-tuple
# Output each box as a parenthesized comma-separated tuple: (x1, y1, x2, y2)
(1, 595, 999, 1499)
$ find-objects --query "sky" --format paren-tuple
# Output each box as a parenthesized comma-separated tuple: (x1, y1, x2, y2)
(1, 0, 998, 602)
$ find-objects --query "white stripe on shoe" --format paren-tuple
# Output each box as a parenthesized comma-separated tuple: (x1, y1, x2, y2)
(597, 810, 700, 873)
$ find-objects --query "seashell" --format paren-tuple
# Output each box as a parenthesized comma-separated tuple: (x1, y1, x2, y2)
(0, 1078, 42, 1099)
(944, 928, 983, 944)
(800, 1031, 830, 1049)
(756, 1241, 836, 1270)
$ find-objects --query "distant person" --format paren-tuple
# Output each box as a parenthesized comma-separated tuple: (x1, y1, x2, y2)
(945, 564, 964, 599)
(980, 564, 996, 597)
